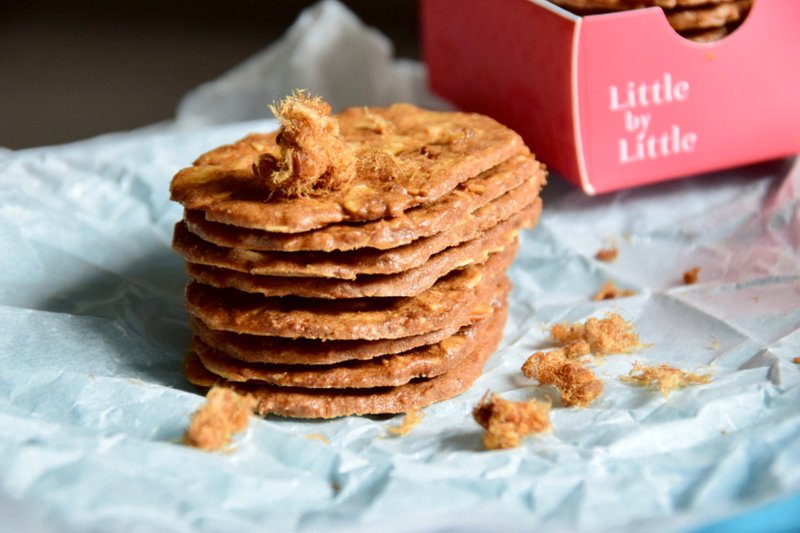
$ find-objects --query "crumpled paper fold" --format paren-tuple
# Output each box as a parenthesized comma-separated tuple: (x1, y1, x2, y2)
(176, 0, 450, 129)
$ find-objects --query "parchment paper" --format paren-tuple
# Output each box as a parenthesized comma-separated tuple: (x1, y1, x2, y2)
(1, 2, 798, 531)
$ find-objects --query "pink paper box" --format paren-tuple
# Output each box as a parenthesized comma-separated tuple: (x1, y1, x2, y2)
(421, 0, 800, 194)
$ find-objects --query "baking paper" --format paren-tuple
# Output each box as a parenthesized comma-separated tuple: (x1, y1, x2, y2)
(1, 2, 798, 531)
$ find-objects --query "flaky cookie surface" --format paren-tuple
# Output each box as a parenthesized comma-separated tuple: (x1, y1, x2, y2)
(171, 104, 525, 233)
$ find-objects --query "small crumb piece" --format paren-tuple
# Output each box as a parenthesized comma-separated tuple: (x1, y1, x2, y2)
(551, 313, 642, 356)
(595, 246, 619, 262)
(473, 393, 551, 450)
(710, 337, 719, 350)
(592, 280, 635, 301)
(305, 433, 330, 444)
(620, 362, 712, 398)
(182, 387, 256, 451)
(683, 267, 701, 285)
(387, 409, 425, 436)
(522, 351, 603, 408)
(792, 357, 800, 364)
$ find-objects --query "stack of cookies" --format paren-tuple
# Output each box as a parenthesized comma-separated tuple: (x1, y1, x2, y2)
(551, 0, 752, 42)
(170, 93, 546, 418)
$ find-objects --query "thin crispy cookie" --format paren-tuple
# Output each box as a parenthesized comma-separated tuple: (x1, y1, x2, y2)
(184, 205, 532, 299)
(184, 304, 505, 418)
(173, 182, 541, 280)
(191, 302, 506, 389)
(550, 0, 734, 11)
(666, 0, 751, 31)
(170, 104, 526, 233)
(185, 244, 516, 340)
(191, 279, 510, 365)
(183, 153, 545, 252)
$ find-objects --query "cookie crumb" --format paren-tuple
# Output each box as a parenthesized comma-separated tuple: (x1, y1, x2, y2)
(683, 267, 701, 285)
(522, 351, 603, 408)
(551, 313, 642, 356)
(592, 280, 635, 301)
(387, 409, 425, 436)
(182, 387, 256, 451)
(710, 337, 719, 350)
(253, 90, 355, 197)
(473, 393, 551, 450)
(620, 362, 712, 398)
(306, 433, 330, 444)
(595, 246, 619, 262)
(792, 357, 800, 364)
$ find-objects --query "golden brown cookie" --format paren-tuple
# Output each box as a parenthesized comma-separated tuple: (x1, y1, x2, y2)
(191, 301, 506, 389)
(184, 351, 219, 389)
(173, 191, 541, 282)
(191, 278, 510, 366)
(174, 179, 541, 280)
(549, 0, 733, 11)
(170, 104, 526, 233)
(184, 301, 506, 418)
(174, 95, 547, 418)
(182, 153, 545, 253)
(666, 0, 751, 32)
(680, 25, 731, 42)
(185, 241, 516, 341)
(184, 202, 534, 299)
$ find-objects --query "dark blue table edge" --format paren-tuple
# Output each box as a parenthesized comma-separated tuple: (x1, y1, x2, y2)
(692, 491, 800, 533)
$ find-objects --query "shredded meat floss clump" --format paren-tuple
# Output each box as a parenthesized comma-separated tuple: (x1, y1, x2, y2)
(522, 350, 603, 408)
(621, 362, 712, 398)
(562, 339, 591, 359)
(473, 393, 551, 450)
(305, 433, 330, 444)
(551, 313, 641, 356)
(592, 280, 636, 301)
(387, 409, 425, 436)
(253, 91, 356, 197)
(595, 246, 619, 262)
(683, 267, 701, 285)
(182, 386, 256, 451)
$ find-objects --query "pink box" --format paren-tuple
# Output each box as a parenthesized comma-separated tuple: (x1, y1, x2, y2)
(421, 0, 800, 194)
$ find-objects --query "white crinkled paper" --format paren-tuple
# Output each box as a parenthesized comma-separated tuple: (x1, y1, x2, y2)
(1, 2, 799, 531)
(176, 0, 450, 129)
